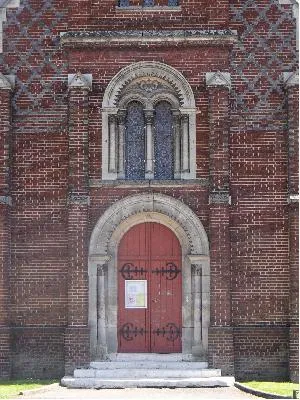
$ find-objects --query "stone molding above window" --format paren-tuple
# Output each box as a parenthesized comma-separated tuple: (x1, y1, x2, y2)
(117, 0, 180, 10)
(102, 62, 196, 181)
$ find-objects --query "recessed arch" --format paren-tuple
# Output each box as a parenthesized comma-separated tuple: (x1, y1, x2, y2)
(89, 193, 210, 361)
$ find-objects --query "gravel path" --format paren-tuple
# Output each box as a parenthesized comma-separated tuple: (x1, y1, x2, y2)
(15, 384, 263, 400)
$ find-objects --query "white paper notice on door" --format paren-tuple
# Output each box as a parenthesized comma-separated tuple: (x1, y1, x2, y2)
(125, 280, 147, 309)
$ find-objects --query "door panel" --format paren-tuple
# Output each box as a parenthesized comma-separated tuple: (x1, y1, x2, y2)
(118, 222, 182, 353)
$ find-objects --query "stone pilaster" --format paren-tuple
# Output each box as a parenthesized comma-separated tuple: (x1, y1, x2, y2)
(65, 73, 92, 374)
(206, 72, 234, 375)
(0, 73, 14, 378)
(283, 71, 299, 383)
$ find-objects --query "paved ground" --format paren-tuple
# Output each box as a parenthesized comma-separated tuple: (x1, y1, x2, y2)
(15, 384, 263, 400)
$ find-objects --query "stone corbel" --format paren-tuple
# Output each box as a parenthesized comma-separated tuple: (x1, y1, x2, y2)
(283, 71, 299, 88)
(206, 72, 231, 90)
(209, 191, 231, 205)
(0, 73, 15, 90)
(288, 193, 299, 203)
(0, 195, 12, 206)
(68, 73, 93, 91)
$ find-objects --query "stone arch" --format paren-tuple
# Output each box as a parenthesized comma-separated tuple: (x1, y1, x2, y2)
(89, 193, 210, 361)
(101, 62, 197, 180)
(102, 61, 196, 108)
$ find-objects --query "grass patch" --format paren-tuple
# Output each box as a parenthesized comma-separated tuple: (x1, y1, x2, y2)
(242, 381, 299, 397)
(0, 380, 57, 399)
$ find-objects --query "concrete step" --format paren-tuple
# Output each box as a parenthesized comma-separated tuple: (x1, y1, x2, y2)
(74, 368, 221, 379)
(107, 353, 194, 362)
(90, 361, 208, 370)
(61, 376, 235, 389)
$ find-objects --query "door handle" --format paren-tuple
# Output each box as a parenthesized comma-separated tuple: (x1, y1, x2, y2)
(152, 298, 158, 303)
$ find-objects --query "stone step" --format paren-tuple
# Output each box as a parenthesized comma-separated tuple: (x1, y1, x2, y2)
(90, 361, 208, 370)
(61, 376, 235, 389)
(107, 353, 194, 362)
(74, 368, 221, 379)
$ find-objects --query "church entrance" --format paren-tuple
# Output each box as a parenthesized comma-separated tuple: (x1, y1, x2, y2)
(117, 222, 182, 353)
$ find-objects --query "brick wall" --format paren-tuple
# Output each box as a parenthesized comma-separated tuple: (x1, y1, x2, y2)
(0, 0, 298, 380)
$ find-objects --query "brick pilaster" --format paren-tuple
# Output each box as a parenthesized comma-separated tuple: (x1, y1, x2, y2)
(283, 71, 299, 383)
(206, 72, 234, 375)
(65, 73, 92, 374)
(0, 74, 14, 379)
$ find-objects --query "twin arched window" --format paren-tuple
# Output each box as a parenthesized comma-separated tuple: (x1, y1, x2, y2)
(102, 62, 196, 181)
(108, 99, 190, 181)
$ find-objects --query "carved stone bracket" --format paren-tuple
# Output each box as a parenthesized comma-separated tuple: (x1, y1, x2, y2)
(209, 191, 231, 205)
(283, 71, 299, 88)
(0, 195, 12, 206)
(288, 193, 299, 203)
(206, 72, 231, 90)
(68, 193, 90, 205)
(68, 73, 93, 91)
(0, 73, 15, 90)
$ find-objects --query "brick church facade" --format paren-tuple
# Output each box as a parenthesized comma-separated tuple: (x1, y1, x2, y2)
(0, 0, 298, 383)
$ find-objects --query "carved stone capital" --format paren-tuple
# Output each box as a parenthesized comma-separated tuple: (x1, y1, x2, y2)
(97, 264, 108, 277)
(283, 71, 299, 88)
(68, 73, 93, 91)
(209, 191, 231, 205)
(0, 73, 15, 90)
(0, 195, 12, 206)
(192, 264, 202, 276)
(145, 110, 154, 124)
(288, 193, 299, 203)
(206, 72, 231, 90)
(117, 110, 126, 125)
(68, 193, 90, 205)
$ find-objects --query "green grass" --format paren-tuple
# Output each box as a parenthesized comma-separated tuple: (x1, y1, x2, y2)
(242, 381, 299, 397)
(0, 380, 57, 399)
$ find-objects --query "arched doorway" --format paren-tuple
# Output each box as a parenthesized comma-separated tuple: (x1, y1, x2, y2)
(88, 194, 210, 361)
(118, 222, 182, 353)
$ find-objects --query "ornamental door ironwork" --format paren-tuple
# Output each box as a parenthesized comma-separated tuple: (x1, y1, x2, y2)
(118, 222, 182, 353)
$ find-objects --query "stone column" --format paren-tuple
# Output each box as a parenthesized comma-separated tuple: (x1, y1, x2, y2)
(181, 114, 190, 172)
(97, 263, 108, 357)
(173, 111, 181, 179)
(283, 71, 299, 383)
(108, 115, 117, 173)
(145, 110, 154, 179)
(0, 73, 14, 378)
(117, 110, 126, 179)
(65, 73, 92, 374)
(206, 72, 234, 375)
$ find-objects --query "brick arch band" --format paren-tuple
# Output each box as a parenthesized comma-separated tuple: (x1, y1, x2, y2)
(89, 193, 210, 360)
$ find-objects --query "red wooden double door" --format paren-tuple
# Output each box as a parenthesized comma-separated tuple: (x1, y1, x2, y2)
(118, 222, 182, 353)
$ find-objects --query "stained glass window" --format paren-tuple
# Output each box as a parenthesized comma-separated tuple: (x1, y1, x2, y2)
(154, 101, 174, 180)
(125, 101, 145, 180)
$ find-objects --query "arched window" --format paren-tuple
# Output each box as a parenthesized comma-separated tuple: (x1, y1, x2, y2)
(154, 101, 174, 180)
(102, 62, 196, 181)
(125, 101, 145, 180)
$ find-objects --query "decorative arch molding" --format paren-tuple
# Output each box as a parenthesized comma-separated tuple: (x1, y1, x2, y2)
(89, 193, 210, 361)
(102, 61, 196, 108)
(101, 62, 197, 180)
